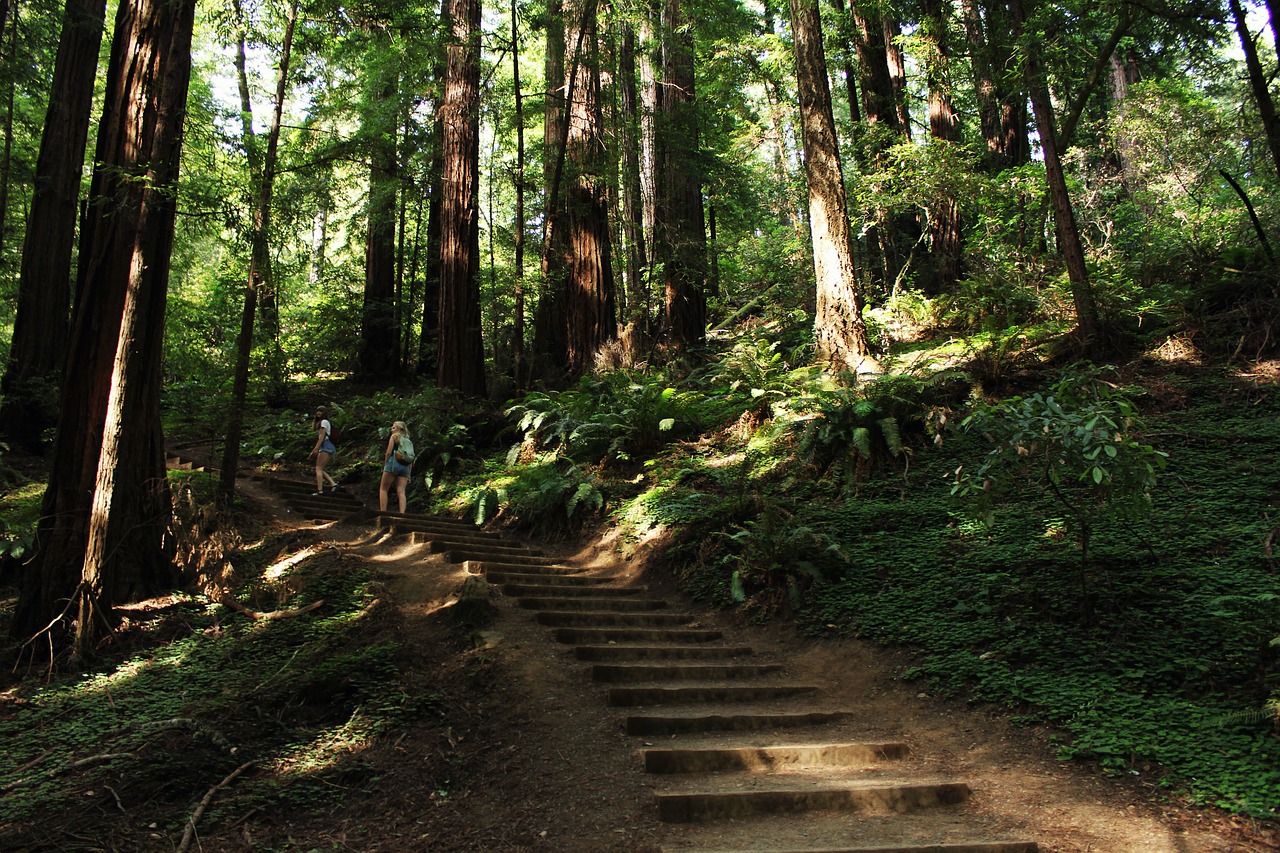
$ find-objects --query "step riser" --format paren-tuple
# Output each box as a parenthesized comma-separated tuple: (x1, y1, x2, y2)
(502, 584, 644, 597)
(518, 598, 668, 613)
(484, 573, 601, 586)
(426, 541, 543, 558)
(608, 685, 818, 707)
(555, 629, 723, 644)
(641, 742, 911, 774)
(656, 782, 971, 823)
(445, 550, 562, 565)
(575, 646, 752, 662)
(657, 842, 1039, 853)
(536, 612, 692, 628)
(593, 663, 782, 683)
(625, 712, 850, 736)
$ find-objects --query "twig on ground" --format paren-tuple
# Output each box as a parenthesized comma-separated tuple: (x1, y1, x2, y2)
(219, 595, 324, 621)
(176, 760, 255, 853)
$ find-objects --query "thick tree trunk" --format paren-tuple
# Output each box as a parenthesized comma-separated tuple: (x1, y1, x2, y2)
(921, 0, 963, 294)
(512, 0, 527, 389)
(1008, 0, 1100, 344)
(788, 0, 872, 369)
(0, 0, 107, 451)
(657, 0, 706, 349)
(15, 0, 195, 646)
(416, 114, 444, 375)
(437, 0, 487, 395)
(361, 69, 401, 378)
(961, 0, 1029, 171)
(561, 0, 616, 376)
(618, 22, 648, 340)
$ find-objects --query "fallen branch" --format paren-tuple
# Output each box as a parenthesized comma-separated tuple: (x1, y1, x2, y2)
(219, 596, 324, 621)
(176, 760, 255, 853)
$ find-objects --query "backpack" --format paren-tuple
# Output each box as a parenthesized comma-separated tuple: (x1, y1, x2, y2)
(394, 435, 416, 465)
(327, 421, 341, 448)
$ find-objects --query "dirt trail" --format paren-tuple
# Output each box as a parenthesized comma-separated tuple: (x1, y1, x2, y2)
(241, 477, 1272, 853)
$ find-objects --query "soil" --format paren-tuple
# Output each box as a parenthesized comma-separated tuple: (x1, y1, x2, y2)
(224, 475, 1278, 853)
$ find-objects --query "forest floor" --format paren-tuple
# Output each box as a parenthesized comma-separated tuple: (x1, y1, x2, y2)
(203, 474, 1277, 853)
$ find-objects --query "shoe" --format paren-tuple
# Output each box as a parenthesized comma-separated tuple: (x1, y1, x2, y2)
(311, 491, 324, 496)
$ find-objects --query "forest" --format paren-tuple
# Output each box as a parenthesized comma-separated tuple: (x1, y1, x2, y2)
(0, 0, 1279, 847)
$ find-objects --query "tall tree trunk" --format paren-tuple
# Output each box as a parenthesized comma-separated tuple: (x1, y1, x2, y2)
(531, 0, 571, 376)
(15, 0, 196, 647)
(656, 0, 706, 348)
(561, 0, 616, 376)
(437, 0, 487, 395)
(416, 111, 444, 375)
(921, 0, 963, 294)
(361, 67, 401, 378)
(829, 0, 862, 130)
(511, 0, 527, 389)
(618, 21, 648, 343)
(0, 0, 107, 451)
(219, 0, 298, 503)
(962, 0, 1029, 171)
(1231, 0, 1280, 185)
(882, 15, 911, 139)
(0, 7, 18, 264)
(788, 0, 872, 369)
(1008, 0, 1100, 344)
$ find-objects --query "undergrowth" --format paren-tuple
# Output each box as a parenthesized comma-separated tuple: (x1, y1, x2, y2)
(0, 534, 435, 849)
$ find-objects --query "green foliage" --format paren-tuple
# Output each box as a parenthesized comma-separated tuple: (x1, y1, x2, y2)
(505, 371, 703, 467)
(777, 370, 966, 492)
(691, 332, 820, 420)
(719, 499, 848, 621)
(952, 364, 1167, 585)
(461, 455, 605, 535)
(0, 544, 432, 839)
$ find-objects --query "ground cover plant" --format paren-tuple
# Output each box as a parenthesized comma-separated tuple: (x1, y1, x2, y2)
(630, 355, 1280, 820)
(0, 529, 430, 850)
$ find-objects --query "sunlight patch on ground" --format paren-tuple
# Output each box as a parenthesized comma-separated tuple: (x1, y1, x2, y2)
(703, 451, 745, 469)
(1231, 358, 1280, 384)
(265, 547, 319, 581)
(1145, 335, 1204, 365)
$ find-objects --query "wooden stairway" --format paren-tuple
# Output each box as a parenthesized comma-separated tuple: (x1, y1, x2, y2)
(466, 549, 1042, 853)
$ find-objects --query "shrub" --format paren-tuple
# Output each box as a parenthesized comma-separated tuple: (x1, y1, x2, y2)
(952, 364, 1167, 601)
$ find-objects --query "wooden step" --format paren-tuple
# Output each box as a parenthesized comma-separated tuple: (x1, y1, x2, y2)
(608, 684, 820, 707)
(655, 781, 971, 823)
(554, 627, 724, 644)
(639, 742, 910, 773)
(626, 711, 852, 736)
(517, 596, 669, 612)
(574, 644, 752, 662)
(536, 610, 694, 628)
(593, 662, 783, 682)
(662, 842, 1039, 853)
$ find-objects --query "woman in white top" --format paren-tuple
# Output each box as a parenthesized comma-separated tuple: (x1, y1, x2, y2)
(309, 406, 338, 495)
(379, 421, 412, 513)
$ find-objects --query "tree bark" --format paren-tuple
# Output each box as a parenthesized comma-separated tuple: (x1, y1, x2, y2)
(360, 60, 401, 378)
(656, 0, 706, 348)
(921, 0, 963, 293)
(511, 0, 528, 389)
(219, 0, 299, 503)
(15, 0, 196, 646)
(788, 0, 872, 370)
(1230, 0, 1280, 185)
(1008, 0, 1100, 344)
(437, 0, 487, 395)
(561, 0, 617, 376)
(0, 0, 107, 451)
(618, 22, 648, 341)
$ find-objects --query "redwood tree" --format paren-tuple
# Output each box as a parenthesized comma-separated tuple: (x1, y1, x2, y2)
(788, 0, 873, 370)
(436, 0, 487, 394)
(15, 0, 196, 646)
(0, 0, 107, 450)
(656, 0, 706, 349)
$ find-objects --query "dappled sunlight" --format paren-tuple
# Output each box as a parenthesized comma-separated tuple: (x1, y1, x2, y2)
(270, 709, 378, 778)
(1145, 335, 1205, 365)
(1230, 357, 1280, 384)
(702, 451, 745, 469)
(264, 545, 319, 580)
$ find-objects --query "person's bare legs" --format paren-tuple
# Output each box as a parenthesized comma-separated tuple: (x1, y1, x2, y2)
(395, 475, 409, 513)
(379, 470, 395, 512)
(315, 451, 334, 493)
